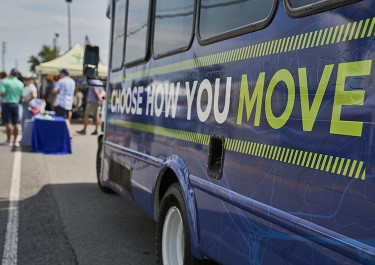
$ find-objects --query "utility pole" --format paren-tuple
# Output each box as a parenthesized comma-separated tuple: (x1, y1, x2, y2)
(66, 0, 72, 49)
(1, 41, 5, 72)
(53, 33, 60, 50)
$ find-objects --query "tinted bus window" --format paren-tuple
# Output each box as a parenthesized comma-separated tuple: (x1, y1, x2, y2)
(289, 0, 323, 7)
(199, 0, 274, 40)
(125, 0, 150, 64)
(111, 0, 126, 70)
(153, 0, 194, 56)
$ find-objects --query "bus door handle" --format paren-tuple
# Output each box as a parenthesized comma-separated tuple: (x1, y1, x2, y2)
(207, 135, 225, 180)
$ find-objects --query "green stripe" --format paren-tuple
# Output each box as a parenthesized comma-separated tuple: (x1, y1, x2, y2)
(113, 116, 366, 181)
(275, 147, 281, 160)
(315, 30, 322, 47)
(361, 18, 370, 38)
(248, 142, 254, 155)
(331, 157, 339, 173)
(368, 17, 375, 37)
(336, 24, 345, 42)
(279, 147, 285, 161)
(252, 143, 258, 156)
(280, 38, 286, 52)
(261, 144, 267, 157)
(320, 155, 328, 170)
(257, 144, 263, 156)
(301, 33, 308, 49)
(305, 152, 313, 168)
(348, 160, 357, 177)
(292, 150, 299, 164)
(306, 32, 313, 48)
(326, 27, 333, 44)
(348, 21, 357, 40)
(337, 158, 345, 175)
(355, 161, 364, 179)
(260, 42, 267, 56)
(297, 151, 304, 165)
(273, 146, 279, 160)
(325, 156, 333, 172)
(310, 153, 317, 168)
(343, 159, 351, 176)
(301, 151, 308, 167)
(245, 142, 251, 154)
(264, 144, 270, 157)
(288, 149, 295, 163)
(342, 23, 352, 42)
(361, 170, 366, 180)
(293, 35, 299, 50)
(288, 36, 295, 51)
(265, 41, 272, 55)
(315, 154, 322, 170)
(331, 25, 339, 44)
(268, 146, 274, 159)
(354, 20, 363, 40)
(283, 148, 290, 163)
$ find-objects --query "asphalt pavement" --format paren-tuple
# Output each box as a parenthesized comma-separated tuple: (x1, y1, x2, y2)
(0, 122, 156, 265)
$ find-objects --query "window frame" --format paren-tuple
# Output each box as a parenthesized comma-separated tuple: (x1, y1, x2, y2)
(124, 0, 153, 68)
(197, 0, 278, 46)
(284, 0, 361, 18)
(110, 0, 127, 72)
(151, 0, 196, 59)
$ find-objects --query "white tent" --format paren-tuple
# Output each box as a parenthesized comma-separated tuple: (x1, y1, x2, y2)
(35, 44, 107, 77)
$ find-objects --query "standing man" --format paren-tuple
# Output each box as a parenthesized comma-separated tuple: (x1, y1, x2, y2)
(53, 69, 75, 138)
(21, 73, 38, 129)
(0, 68, 24, 146)
(76, 77, 105, 135)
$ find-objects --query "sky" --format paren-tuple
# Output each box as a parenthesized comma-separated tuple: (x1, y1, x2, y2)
(0, 0, 110, 75)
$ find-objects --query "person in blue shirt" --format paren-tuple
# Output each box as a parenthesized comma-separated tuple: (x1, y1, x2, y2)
(53, 69, 75, 138)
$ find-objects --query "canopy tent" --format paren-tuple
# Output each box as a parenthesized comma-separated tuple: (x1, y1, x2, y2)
(35, 44, 108, 77)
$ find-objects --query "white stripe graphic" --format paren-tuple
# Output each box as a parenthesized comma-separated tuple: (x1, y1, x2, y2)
(2, 150, 22, 265)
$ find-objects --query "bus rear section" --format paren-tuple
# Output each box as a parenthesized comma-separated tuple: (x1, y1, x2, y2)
(99, 0, 375, 264)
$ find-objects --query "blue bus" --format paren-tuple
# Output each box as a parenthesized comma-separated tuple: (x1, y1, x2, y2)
(94, 0, 375, 264)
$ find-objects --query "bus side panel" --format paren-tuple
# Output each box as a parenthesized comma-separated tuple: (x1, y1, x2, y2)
(194, 188, 365, 265)
(190, 1, 375, 264)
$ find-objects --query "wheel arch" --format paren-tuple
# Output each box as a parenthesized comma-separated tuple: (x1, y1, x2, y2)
(153, 155, 203, 260)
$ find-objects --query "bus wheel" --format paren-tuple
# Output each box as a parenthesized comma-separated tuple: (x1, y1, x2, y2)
(156, 183, 196, 265)
(96, 136, 113, 193)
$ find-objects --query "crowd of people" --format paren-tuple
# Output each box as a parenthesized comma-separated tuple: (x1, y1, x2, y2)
(0, 67, 106, 147)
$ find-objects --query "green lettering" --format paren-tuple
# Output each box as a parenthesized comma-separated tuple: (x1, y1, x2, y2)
(265, 69, 295, 129)
(237, 73, 265, 125)
(330, 60, 371, 137)
(299, 64, 334, 131)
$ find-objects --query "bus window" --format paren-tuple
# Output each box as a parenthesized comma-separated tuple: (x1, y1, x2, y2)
(111, 0, 126, 71)
(125, 0, 150, 64)
(199, 0, 275, 40)
(153, 0, 194, 57)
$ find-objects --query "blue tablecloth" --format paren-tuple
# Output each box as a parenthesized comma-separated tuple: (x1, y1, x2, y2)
(31, 116, 71, 154)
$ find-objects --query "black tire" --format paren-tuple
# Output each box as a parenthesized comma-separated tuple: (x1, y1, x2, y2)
(156, 183, 197, 265)
(96, 136, 113, 193)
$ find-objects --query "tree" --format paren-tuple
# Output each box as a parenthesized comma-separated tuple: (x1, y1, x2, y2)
(28, 45, 60, 72)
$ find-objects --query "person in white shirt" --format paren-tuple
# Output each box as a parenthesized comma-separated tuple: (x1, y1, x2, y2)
(21, 73, 37, 128)
(53, 69, 75, 138)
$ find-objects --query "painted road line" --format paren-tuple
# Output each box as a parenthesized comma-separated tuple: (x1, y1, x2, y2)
(2, 149, 22, 265)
